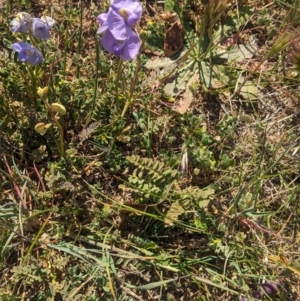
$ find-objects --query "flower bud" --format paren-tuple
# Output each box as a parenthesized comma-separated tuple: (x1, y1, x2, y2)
(50, 103, 66, 115)
(261, 282, 279, 296)
(37, 86, 49, 97)
(35, 122, 52, 134)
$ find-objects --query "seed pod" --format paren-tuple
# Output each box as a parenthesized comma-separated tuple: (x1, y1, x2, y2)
(37, 86, 49, 97)
(35, 122, 52, 134)
(50, 103, 66, 115)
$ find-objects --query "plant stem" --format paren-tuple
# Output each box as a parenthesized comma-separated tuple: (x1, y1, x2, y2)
(44, 101, 65, 158)
(76, 0, 83, 78)
(53, 118, 65, 158)
(28, 66, 38, 107)
(115, 58, 123, 110)
(22, 211, 53, 265)
(87, 36, 100, 124)
(120, 99, 131, 119)
(120, 47, 142, 119)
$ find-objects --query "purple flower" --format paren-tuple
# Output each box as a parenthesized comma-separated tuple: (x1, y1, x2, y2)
(12, 42, 44, 65)
(261, 281, 279, 296)
(96, 0, 142, 60)
(10, 12, 32, 33)
(32, 18, 51, 39)
(108, 0, 142, 40)
(101, 29, 140, 60)
(239, 281, 279, 301)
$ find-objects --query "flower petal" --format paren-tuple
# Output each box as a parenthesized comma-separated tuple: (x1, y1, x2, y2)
(97, 12, 109, 33)
(101, 29, 140, 61)
(10, 18, 22, 32)
(111, 0, 142, 25)
(107, 9, 132, 40)
(12, 42, 32, 52)
(18, 51, 29, 62)
(40, 15, 56, 28)
(126, 12, 140, 26)
(10, 12, 32, 33)
(119, 30, 140, 60)
(101, 30, 121, 54)
(32, 18, 51, 39)
(26, 48, 44, 65)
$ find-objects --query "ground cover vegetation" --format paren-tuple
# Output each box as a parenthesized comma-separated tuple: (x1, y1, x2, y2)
(0, 0, 300, 300)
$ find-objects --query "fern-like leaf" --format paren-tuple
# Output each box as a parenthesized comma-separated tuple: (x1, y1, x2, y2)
(164, 200, 185, 226)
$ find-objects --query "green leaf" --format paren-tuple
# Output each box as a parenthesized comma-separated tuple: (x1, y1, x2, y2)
(48, 243, 90, 263)
(198, 188, 215, 199)
(124, 278, 176, 290)
(218, 44, 257, 62)
(199, 199, 210, 208)
(198, 61, 229, 89)
(164, 0, 175, 11)
(240, 80, 258, 101)
(0, 115, 9, 130)
(106, 252, 117, 276)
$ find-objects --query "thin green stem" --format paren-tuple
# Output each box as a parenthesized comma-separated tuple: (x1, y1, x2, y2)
(28, 66, 38, 107)
(129, 47, 142, 100)
(62, 17, 69, 80)
(115, 58, 123, 110)
(22, 211, 53, 265)
(87, 36, 100, 124)
(53, 118, 65, 158)
(76, 0, 83, 78)
(25, 0, 30, 10)
(120, 47, 142, 119)
(7, 0, 12, 17)
(120, 100, 130, 119)
(44, 100, 65, 158)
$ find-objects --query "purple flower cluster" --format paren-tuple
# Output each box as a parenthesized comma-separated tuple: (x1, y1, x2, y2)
(10, 12, 55, 65)
(97, 0, 142, 60)
(11, 12, 55, 39)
